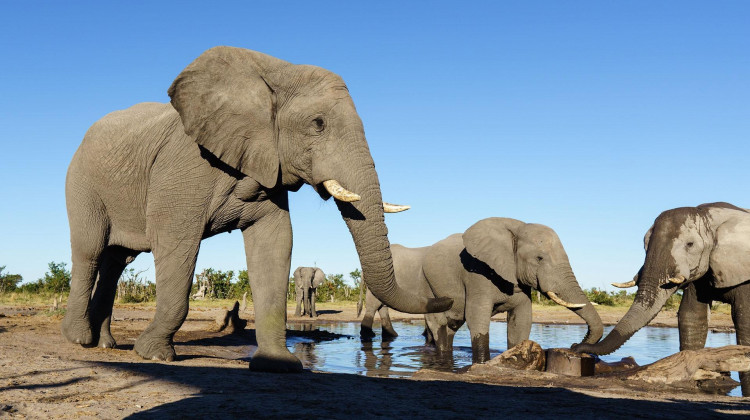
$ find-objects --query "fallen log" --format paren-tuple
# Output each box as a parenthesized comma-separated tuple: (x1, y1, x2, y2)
(484, 340, 546, 371)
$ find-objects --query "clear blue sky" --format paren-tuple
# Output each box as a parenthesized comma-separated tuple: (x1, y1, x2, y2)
(1, 1, 748, 290)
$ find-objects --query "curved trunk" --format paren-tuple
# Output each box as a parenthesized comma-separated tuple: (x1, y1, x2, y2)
(545, 265, 604, 344)
(329, 146, 451, 314)
(574, 280, 675, 355)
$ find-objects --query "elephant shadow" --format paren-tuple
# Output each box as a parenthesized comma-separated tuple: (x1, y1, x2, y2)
(313, 310, 342, 315)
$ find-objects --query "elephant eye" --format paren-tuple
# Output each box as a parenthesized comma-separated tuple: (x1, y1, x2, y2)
(537, 256, 543, 262)
(313, 117, 325, 133)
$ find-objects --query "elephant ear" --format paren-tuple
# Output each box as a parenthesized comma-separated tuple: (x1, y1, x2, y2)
(463, 218, 524, 285)
(710, 216, 750, 288)
(292, 267, 302, 284)
(168, 47, 285, 188)
(643, 226, 653, 251)
(312, 268, 326, 288)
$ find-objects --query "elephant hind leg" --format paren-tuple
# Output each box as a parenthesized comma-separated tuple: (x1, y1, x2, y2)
(61, 189, 109, 347)
(727, 282, 750, 396)
(360, 290, 381, 340)
(378, 306, 398, 339)
(90, 246, 140, 348)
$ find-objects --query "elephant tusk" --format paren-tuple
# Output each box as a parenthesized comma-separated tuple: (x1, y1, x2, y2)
(669, 275, 686, 285)
(323, 180, 361, 202)
(611, 280, 637, 288)
(546, 291, 586, 309)
(383, 202, 411, 213)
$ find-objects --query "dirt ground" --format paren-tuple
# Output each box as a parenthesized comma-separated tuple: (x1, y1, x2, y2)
(1, 302, 747, 419)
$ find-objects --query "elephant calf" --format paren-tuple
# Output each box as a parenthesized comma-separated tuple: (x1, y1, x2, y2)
(293, 267, 326, 317)
(360, 217, 603, 363)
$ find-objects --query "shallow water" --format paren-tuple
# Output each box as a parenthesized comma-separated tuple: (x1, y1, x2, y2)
(286, 320, 741, 397)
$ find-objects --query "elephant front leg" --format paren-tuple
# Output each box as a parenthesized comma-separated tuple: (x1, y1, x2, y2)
(466, 297, 493, 364)
(243, 204, 302, 373)
(729, 283, 750, 396)
(360, 290, 381, 340)
(506, 294, 532, 349)
(134, 241, 199, 361)
(310, 289, 317, 318)
(295, 288, 303, 317)
(378, 306, 398, 339)
(677, 282, 710, 351)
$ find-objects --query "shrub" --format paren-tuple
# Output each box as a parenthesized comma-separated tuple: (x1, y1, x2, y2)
(116, 268, 155, 303)
(0, 266, 23, 293)
(18, 262, 71, 294)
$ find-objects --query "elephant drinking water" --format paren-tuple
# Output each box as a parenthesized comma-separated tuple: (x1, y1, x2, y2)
(360, 218, 603, 363)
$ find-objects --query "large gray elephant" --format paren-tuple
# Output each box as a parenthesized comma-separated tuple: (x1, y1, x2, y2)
(573, 202, 750, 394)
(61, 46, 452, 372)
(293, 267, 326, 317)
(360, 218, 603, 363)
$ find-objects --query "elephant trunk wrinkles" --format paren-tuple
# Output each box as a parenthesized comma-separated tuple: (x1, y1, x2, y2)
(546, 265, 604, 344)
(332, 146, 450, 314)
(575, 273, 675, 355)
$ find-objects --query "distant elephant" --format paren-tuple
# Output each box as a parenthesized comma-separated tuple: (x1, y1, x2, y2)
(61, 46, 452, 373)
(360, 218, 603, 363)
(293, 267, 326, 317)
(573, 202, 750, 394)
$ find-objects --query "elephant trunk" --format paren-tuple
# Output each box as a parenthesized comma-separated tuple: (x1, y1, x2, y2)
(326, 141, 452, 314)
(544, 265, 604, 345)
(573, 275, 675, 355)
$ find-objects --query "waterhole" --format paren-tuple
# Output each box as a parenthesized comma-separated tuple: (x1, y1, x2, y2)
(285, 321, 741, 397)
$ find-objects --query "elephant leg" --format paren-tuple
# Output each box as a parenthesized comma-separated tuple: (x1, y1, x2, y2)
(422, 319, 435, 346)
(425, 312, 452, 355)
(295, 288, 303, 317)
(466, 296, 493, 364)
(378, 306, 398, 339)
(90, 246, 139, 349)
(243, 202, 302, 372)
(303, 288, 310, 317)
(677, 281, 710, 351)
(729, 283, 750, 396)
(360, 290, 381, 340)
(61, 194, 108, 347)
(310, 289, 317, 318)
(506, 294, 532, 349)
(134, 240, 199, 361)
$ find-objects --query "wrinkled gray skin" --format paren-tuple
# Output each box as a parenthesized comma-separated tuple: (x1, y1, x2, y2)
(361, 218, 603, 363)
(61, 47, 452, 373)
(573, 202, 750, 395)
(293, 267, 325, 317)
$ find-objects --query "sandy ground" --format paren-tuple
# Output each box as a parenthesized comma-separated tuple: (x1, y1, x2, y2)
(0, 302, 747, 419)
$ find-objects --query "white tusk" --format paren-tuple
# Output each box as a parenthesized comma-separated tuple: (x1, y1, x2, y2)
(323, 180, 361, 202)
(669, 275, 686, 285)
(546, 291, 586, 309)
(383, 202, 411, 213)
(611, 280, 637, 288)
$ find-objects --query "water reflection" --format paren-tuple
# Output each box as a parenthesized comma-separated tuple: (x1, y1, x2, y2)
(286, 321, 741, 397)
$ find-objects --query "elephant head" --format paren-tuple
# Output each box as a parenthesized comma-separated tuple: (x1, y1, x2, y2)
(294, 267, 326, 290)
(462, 218, 604, 345)
(168, 47, 451, 314)
(574, 202, 750, 355)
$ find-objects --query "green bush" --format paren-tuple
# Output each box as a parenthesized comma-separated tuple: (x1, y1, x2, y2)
(17, 262, 70, 294)
(116, 268, 155, 303)
(0, 266, 23, 293)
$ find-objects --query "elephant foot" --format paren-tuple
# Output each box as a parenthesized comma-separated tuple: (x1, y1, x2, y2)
(360, 326, 376, 341)
(97, 331, 117, 349)
(382, 327, 399, 339)
(134, 334, 176, 361)
(249, 349, 303, 373)
(61, 315, 93, 346)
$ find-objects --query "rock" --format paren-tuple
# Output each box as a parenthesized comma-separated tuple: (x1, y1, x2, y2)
(546, 348, 596, 377)
(595, 356, 639, 375)
(486, 340, 546, 371)
(214, 301, 247, 334)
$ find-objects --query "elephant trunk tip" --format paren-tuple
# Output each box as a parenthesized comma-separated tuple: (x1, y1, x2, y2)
(426, 297, 453, 313)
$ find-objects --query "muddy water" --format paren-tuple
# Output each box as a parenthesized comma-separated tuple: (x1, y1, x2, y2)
(286, 321, 741, 397)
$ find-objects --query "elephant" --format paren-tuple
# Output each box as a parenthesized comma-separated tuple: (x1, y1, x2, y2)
(60, 46, 452, 372)
(293, 267, 326, 317)
(359, 218, 604, 363)
(573, 202, 750, 394)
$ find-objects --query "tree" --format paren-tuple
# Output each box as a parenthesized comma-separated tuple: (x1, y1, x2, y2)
(37, 262, 71, 294)
(0, 266, 23, 293)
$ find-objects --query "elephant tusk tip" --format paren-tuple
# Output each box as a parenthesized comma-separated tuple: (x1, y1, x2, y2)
(383, 202, 411, 213)
(546, 291, 587, 309)
(322, 180, 361, 202)
(611, 280, 636, 288)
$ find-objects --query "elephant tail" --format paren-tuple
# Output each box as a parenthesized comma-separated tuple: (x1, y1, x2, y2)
(356, 283, 367, 317)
